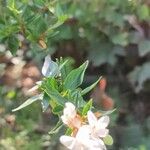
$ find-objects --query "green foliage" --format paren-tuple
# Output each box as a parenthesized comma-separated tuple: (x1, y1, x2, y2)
(49, 0, 149, 68)
(81, 77, 102, 95)
(0, 0, 67, 55)
(1, 0, 150, 149)
(82, 99, 93, 116)
(12, 57, 103, 137)
(12, 94, 43, 112)
(103, 135, 113, 146)
(48, 120, 63, 135)
(138, 40, 150, 57)
(128, 62, 150, 92)
(64, 61, 88, 90)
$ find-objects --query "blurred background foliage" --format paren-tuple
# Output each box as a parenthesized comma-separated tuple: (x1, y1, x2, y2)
(0, 0, 150, 150)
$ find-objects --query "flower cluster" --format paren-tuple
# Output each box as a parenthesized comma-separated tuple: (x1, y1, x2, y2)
(60, 102, 110, 150)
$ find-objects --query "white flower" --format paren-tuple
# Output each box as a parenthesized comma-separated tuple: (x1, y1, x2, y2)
(42, 55, 60, 77)
(87, 111, 109, 139)
(61, 102, 81, 128)
(60, 125, 106, 150)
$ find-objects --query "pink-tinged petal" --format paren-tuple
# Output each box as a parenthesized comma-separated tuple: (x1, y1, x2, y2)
(60, 135, 75, 149)
(98, 129, 109, 138)
(97, 116, 110, 128)
(89, 138, 106, 150)
(87, 111, 97, 127)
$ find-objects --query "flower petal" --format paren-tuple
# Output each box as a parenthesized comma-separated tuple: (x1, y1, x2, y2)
(63, 102, 76, 118)
(97, 116, 109, 128)
(89, 138, 106, 150)
(87, 111, 97, 127)
(60, 135, 75, 149)
(98, 129, 109, 138)
(42, 55, 59, 77)
(76, 125, 90, 140)
(65, 103, 76, 112)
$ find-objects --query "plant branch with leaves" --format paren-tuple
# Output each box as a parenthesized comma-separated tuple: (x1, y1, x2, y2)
(13, 56, 113, 150)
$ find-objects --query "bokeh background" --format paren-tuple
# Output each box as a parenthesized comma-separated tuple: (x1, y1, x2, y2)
(0, 0, 150, 150)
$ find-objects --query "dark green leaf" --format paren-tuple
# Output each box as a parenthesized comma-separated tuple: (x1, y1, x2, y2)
(7, 35, 19, 55)
(44, 85, 67, 106)
(64, 61, 89, 90)
(81, 77, 102, 95)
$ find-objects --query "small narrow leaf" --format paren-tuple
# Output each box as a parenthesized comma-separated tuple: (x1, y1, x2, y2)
(41, 93, 50, 112)
(12, 94, 43, 112)
(64, 61, 89, 90)
(49, 120, 63, 135)
(59, 59, 68, 70)
(82, 99, 93, 116)
(99, 109, 116, 116)
(81, 76, 102, 95)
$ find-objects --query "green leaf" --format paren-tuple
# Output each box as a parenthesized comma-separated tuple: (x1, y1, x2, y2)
(12, 94, 43, 112)
(68, 90, 86, 108)
(43, 77, 58, 90)
(49, 120, 63, 135)
(59, 59, 69, 71)
(137, 4, 149, 20)
(44, 85, 67, 106)
(41, 77, 66, 106)
(41, 93, 50, 112)
(55, 3, 64, 18)
(82, 99, 93, 116)
(128, 62, 150, 92)
(98, 109, 116, 116)
(52, 105, 63, 115)
(103, 135, 113, 145)
(88, 42, 117, 66)
(138, 40, 150, 57)
(65, 128, 73, 136)
(64, 61, 89, 90)
(81, 77, 102, 95)
(111, 32, 128, 46)
(120, 124, 143, 148)
(7, 0, 21, 14)
(27, 15, 48, 40)
(7, 35, 19, 55)
(59, 57, 75, 81)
